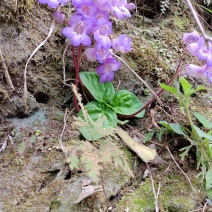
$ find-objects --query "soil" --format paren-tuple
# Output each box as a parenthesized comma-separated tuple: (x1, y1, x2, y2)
(0, 0, 212, 211)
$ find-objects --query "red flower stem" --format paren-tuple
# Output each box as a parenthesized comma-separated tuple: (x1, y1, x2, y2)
(118, 46, 186, 119)
(72, 45, 80, 112)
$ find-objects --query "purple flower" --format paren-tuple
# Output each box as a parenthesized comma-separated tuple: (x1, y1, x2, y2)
(108, 0, 135, 19)
(75, 2, 98, 20)
(195, 37, 212, 66)
(95, 0, 135, 19)
(62, 13, 93, 46)
(95, 0, 109, 12)
(185, 64, 212, 83)
(53, 11, 65, 23)
(112, 34, 132, 53)
(185, 64, 207, 79)
(207, 70, 212, 83)
(38, 0, 69, 8)
(72, 0, 93, 7)
(183, 32, 212, 67)
(96, 58, 121, 83)
(85, 44, 112, 63)
(183, 31, 200, 45)
(126, 2, 136, 10)
(93, 20, 113, 48)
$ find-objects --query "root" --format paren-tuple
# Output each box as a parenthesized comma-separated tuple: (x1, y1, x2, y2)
(0, 87, 9, 100)
(0, 49, 15, 91)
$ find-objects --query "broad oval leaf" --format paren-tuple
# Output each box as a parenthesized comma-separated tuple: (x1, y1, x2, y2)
(77, 101, 117, 141)
(80, 72, 115, 103)
(111, 90, 145, 118)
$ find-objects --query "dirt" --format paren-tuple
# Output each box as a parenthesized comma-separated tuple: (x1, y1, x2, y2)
(0, 0, 212, 211)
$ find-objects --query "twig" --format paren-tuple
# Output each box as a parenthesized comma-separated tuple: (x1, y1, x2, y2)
(202, 201, 208, 212)
(0, 87, 9, 99)
(155, 105, 178, 123)
(0, 138, 8, 152)
(0, 49, 15, 90)
(62, 44, 69, 84)
(185, 0, 212, 43)
(146, 163, 160, 212)
(196, 6, 212, 31)
(166, 146, 198, 192)
(23, 20, 55, 114)
(15, 0, 18, 12)
(112, 53, 163, 106)
(59, 108, 74, 154)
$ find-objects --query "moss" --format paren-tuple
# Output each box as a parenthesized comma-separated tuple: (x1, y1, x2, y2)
(121, 35, 170, 88)
(116, 170, 204, 211)
(116, 178, 155, 212)
(173, 16, 190, 30)
(0, 0, 35, 22)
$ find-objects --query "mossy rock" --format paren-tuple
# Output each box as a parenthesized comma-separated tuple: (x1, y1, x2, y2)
(116, 172, 204, 212)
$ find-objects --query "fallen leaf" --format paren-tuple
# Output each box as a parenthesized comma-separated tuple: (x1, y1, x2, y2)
(115, 126, 156, 163)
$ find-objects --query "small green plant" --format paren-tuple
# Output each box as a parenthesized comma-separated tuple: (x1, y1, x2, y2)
(77, 72, 145, 141)
(17, 130, 44, 157)
(159, 76, 212, 199)
(143, 127, 167, 143)
(66, 139, 132, 183)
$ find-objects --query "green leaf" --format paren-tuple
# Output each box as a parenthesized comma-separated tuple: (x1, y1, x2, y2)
(30, 135, 36, 144)
(206, 169, 212, 199)
(143, 131, 155, 143)
(68, 155, 79, 170)
(179, 77, 193, 96)
(111, 90, 145, 118)
(193, 112, 212, 129)
(197, 4, 212, 14)
(159, 83, 179, 97)
(80, 72, 115, 103)
(158, 121, 187, 136)
(180, 145, 192, 161)
(193, 125, 212, 140)
(77, 101, 117, 141)
(157, 127, 167, 142)
(18, 142, 27, 154)
(194, 85, 206, 92)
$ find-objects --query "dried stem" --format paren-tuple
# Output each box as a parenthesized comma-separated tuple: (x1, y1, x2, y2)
(166, 146, 198, 193)
(59, 108, 74, 154)
(72, 46, 80, 112)
(62, 44, 70, 84)
(146, 163, 160, 212)
(0, 49, 15, 91)
(24, 20, 55, 114)
(0, 87, 9, 100)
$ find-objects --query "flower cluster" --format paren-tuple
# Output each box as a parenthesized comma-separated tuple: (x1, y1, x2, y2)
(183, 31, 212, 83)
(37, 0, 135, 83)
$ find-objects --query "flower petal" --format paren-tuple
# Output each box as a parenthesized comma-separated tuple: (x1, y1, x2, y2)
(62, 27, 74, 38)
(186, 64, 207, 78)
(48, 0, 59, 8)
